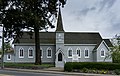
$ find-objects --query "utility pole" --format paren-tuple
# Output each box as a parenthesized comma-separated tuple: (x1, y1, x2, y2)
(1, 26, 4, 69)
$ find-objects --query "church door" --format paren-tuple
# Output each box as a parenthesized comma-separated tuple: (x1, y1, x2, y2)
(58, 52, 62, 61)
(56, 51, 64, 67)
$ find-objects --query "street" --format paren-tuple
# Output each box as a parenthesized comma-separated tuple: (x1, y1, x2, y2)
(0, 70, 76, 76)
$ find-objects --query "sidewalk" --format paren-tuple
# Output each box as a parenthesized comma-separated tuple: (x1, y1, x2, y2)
(3, 67, 119, 76)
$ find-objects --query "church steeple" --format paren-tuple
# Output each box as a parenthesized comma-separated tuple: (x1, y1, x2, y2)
(56, 8, 64, 32)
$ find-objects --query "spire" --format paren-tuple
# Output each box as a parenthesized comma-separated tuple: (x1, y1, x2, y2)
(56, 8, 64, 32)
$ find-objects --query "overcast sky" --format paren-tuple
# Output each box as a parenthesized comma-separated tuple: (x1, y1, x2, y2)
(54, 0, 120, 38)
(0, 0, 120, 47)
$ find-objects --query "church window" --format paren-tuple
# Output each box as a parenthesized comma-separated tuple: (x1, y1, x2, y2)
(76, 48, 81, 58)
(84, 48, 89, 58)
(28, 47, 33, 58)
(68, 48, 73, 58)
(47, 47, 52, 58)
(7, 54, 11, 60)
(101, 49, 105, 57)
(19, 48, 24, 58)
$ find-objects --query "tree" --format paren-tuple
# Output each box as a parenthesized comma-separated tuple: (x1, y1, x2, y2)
(0, 0, 66, 64)
(111, 34, 120, 63)
(0, 42, 14, 53)
(4, 42, 14, 53)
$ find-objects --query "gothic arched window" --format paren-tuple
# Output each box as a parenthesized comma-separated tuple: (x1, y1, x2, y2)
(19, 47, 24, 58)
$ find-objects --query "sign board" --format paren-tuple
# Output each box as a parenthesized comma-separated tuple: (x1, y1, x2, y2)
(72, 54, 78, 62)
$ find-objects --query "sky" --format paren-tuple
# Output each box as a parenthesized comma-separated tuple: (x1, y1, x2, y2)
(0, 0, 120, 47)
(53, 0, 120, 39)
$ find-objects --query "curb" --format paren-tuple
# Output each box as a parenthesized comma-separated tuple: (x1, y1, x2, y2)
(3, 68, 117, 76)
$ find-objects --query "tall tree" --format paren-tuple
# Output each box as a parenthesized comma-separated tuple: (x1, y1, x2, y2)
(0, 42, 14, 53)
(111, 34, 120, 63)
(0, 0, 66, 64)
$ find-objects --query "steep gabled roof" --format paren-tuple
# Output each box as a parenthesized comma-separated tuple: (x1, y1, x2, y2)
(103, 39, 113, 47)
(14, 32, 56, 44)
(93, 39, 113, 50)
(14, 32, 103, 45)
(65, 32, 102, 44)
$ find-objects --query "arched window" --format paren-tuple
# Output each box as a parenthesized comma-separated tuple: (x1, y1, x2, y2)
(47, 47, 52, 58)
(76, 48, 81, 58)
(84, 48, 89, 58)
(28, 47, 33, 58)
(101, 48, 105, 57)
(58, 52, 62, 61)
(7, 54, 11, 60)
(19, 48, 24, 58)
(68, 47, 73, 58)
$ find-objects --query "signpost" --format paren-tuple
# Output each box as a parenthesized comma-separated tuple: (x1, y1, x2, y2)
(72, 54, 78, 62)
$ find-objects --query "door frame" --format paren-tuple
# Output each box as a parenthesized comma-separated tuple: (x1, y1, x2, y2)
(55, 48, 65, 67)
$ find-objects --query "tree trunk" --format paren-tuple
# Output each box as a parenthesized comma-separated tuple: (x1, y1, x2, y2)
(34, 26, 41, 65)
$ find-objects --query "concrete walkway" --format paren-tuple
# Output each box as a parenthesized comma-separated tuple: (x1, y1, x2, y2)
(2, 67, 119, 76)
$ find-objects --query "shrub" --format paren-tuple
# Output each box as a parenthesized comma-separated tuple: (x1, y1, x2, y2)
(64, 62, 120, 72)
(82, 68, 89, 73)
(64, 62, 73, 72)
(114, 69, 120, 75)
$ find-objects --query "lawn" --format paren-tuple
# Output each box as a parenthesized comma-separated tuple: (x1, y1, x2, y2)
(1, 63, 54, 69)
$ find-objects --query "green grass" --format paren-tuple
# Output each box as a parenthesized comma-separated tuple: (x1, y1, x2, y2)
(4, 63, 54, 67)
(2, 63, 54, 69)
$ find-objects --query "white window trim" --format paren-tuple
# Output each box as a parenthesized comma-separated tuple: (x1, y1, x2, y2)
(100, 48, 105, 57)
(7, 54, 11, 60)
(19, 47, 24, 58)
(40, 48, 43, 58)
(76, 48, 81, 58)
(68, 47, 73, 58)
(46, 47, 52, 58)
(84, 48, 89, 58)
(28, 47, 33, 58)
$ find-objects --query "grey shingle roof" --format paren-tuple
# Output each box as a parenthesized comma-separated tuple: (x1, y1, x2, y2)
(104, 39, 113, 47)
(14, 32, 103, 45)
(64, 32, 102, 44)
(14, 32, 56, 44)
(93, 39, 113, 50)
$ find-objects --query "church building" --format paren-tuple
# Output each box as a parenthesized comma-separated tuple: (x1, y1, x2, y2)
(4, 9, 113, 67)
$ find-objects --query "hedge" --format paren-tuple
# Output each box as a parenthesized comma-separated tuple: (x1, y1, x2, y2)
(64, 62, 120, 72)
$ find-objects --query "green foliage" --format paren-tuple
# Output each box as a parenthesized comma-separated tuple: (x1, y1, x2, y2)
(112, 50, 120, 63)
(0, 0, 66, 38)
(99, 70, 108, 74)
(111, 34, 120, 63)
(82, 68, 89, 73)
(114, 69, 120, 75)
(0, 0, 66, 65)
(4, 42, 14, 53)
(111, 45, 120, 63)
(0, 42, 14, 53)
(64, 62, 120, 72)
(64, 62, 73, 72)
(0, 50, 2, 54)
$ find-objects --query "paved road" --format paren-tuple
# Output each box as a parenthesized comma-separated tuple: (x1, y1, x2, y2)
(0, 70, 76, 76)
